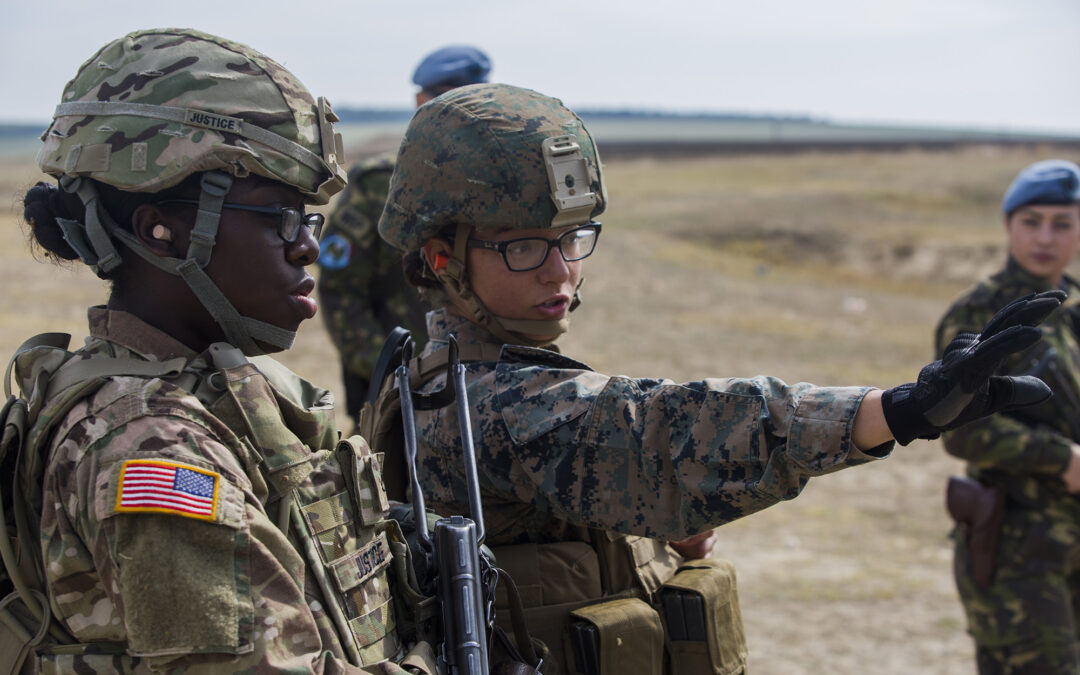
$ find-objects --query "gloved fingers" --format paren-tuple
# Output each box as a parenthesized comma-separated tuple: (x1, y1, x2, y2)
(978, 290, 1065, 338)
(950, 325, 1042, 375)
(941, 332, 979, 360)
(984, 374, 1052, 412)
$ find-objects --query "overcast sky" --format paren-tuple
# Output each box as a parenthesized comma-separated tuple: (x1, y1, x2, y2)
(3, 0, 1078, 134)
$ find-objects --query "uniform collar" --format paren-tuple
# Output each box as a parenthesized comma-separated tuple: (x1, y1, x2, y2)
(425, 307, 500, 345)
(424, 307, 559, 350)
(88, 306, 198, 361)
(999, 256, 1079, 292)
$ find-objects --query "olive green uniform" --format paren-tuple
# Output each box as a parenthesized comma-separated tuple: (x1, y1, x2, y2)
(318, 156, 428, 422)
(937, 259, 1080, 674)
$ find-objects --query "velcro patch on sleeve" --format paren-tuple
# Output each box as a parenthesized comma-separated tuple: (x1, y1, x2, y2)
(114, 459, 220, 522)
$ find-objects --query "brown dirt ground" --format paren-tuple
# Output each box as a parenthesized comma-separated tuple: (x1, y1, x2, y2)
(3, 142, 1079, 674)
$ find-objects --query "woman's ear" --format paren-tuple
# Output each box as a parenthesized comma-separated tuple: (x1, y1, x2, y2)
(131, 204, 183, 257)
(422, 239, 454, 273)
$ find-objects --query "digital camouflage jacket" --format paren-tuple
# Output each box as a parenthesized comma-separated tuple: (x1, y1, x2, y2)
(936, 259, 1080, 507)
(412, 309, 891, 545)
(37, 308, 411, 674)
(317, 155, 428, 419)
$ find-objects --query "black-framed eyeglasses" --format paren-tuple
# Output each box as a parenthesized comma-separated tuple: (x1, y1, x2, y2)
(466, 223, 601, 272)
(156, 199, 324, 243)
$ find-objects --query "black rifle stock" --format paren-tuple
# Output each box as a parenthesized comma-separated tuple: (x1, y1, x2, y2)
(397, 335, 491, 675)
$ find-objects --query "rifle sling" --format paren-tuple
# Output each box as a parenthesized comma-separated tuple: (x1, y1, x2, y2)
(493, 567, 540, 668)
(408, 342, 503, 389)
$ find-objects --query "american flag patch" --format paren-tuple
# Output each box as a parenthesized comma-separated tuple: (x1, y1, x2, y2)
(115, 460, 219, 521)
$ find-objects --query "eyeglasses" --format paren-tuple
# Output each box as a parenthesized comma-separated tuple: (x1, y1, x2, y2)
(466, 223, 601, 272)
(156, 200, 324, 243)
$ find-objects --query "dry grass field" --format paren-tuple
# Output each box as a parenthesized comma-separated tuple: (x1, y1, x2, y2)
(2, 142, 1078, 673)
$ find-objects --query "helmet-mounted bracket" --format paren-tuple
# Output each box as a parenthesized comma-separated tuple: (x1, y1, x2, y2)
(543, 135, 597, 228)
(315, 97, 348, 203)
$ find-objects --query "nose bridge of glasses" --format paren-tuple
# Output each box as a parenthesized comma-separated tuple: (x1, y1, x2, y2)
(278, 208, 325, 243)
(536, 228, 587, 268)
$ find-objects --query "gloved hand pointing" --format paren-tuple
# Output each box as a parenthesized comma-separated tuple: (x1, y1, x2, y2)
(882, 290, 1065, 446)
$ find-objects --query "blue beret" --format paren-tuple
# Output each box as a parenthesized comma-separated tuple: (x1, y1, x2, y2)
(1002, 159, 1080, 214)
(412, 46, 491, 91)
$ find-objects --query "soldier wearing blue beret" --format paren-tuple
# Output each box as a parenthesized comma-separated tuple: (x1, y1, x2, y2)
(411, 45, 492, 103)
(317, 45, 492, 428)
(937, 158, 1080, 674)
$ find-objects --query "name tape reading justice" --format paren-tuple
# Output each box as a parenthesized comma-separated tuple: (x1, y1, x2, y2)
(185, 109, 243, 133)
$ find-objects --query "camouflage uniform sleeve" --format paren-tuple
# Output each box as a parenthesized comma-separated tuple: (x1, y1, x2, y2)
(936, 293, 1074, 476)
(465, 355, 883, 541)
(39, 381, 393, 673)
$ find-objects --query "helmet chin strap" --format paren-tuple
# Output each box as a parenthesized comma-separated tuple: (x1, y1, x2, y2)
(58, 172, 297, 355)
(431, 223, 580, 348)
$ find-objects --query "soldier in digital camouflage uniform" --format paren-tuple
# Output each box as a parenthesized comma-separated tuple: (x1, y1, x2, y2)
(12, 28, 436, 674)
(318, 46, 491, 427)
(373, 82, 1064, 674)
(936, 159, 1080, 674)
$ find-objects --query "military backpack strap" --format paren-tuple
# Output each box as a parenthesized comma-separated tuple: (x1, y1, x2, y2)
(43, 355, 186, 402)
(366, 326, 412, 406)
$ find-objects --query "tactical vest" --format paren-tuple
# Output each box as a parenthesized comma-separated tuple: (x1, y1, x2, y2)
(0, 335, 438, 675)
(362, 341, 749, 675)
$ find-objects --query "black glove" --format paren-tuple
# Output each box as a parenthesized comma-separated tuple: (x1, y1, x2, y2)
(882, 290, 1065, 446)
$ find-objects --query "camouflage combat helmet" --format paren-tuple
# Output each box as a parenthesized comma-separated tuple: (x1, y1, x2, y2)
(35, 28, 347, 355)
(378, 83, 607, 346)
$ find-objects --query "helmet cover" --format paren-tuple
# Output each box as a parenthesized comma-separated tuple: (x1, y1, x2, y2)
(36, 28, 346, 204)
(379, 83, 606, 251)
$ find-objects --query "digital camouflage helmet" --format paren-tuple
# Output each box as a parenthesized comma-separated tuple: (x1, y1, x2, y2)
(36, 28, 347, 354)
(378, 83, 607, 346)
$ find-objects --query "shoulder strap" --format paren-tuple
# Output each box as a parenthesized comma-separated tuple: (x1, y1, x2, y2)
(44, 355, 187, 402)
(408, 342, 503, 389)
(366, 327, 413, 406)
(4, 333, 70, 399)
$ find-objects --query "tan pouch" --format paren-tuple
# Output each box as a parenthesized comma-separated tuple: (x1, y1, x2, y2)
(659, 558, 747, 675)
(567, 597, 663, 675)
(491, 541, 605, 673)
(492, 541, 603, 609)
(590, 531, 683, 599)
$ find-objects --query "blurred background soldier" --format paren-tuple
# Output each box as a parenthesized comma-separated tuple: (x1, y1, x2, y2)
(937, 159, 1080, 674)
(318, 45, 492, 428)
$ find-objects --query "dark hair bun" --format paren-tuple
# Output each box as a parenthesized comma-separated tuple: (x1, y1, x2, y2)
(22, 181, 81, 261)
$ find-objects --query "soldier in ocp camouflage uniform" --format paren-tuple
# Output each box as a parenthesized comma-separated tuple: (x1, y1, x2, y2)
(373, 82, 1063, 674)
(13, 28, 435, 674)
(936, 159, 1080, 674)
(318, 46, 491, 427)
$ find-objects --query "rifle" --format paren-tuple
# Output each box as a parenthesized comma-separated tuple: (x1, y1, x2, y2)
(397, 334, 492, 675)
